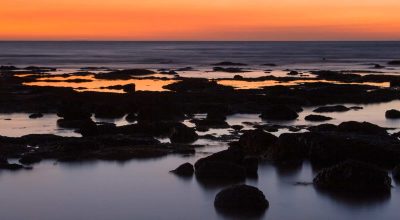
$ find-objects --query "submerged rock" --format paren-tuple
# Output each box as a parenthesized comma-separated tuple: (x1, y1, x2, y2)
(313, 105, 350, 113)
(170, 162, 194, 176)
(385, 109, 400, 119)
(260, 105, 299, 120)
(304, 114, 332, 122)
(313, 160, 391, 193)
(214, 185, 269, 214)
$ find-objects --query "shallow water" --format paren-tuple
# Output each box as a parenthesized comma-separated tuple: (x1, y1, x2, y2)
(0, 154, 399, 220)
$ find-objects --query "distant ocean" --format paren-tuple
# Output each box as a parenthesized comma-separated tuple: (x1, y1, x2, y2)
(0, 41, 400, 68)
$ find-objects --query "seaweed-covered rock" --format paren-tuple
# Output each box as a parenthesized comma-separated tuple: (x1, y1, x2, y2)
(385, 109, 400, 119)
(214, 185, 269, 214)
(170, 162, 194, 176)
(313, 160, 391, 193)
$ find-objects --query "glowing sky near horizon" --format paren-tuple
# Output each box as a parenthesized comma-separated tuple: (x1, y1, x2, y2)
(1, 0, 400, 40)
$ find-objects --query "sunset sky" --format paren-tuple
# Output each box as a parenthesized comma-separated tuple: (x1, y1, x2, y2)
(1, 0, 400, 40)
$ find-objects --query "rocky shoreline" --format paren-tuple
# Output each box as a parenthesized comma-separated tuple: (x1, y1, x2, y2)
(1, 64, 400, 216)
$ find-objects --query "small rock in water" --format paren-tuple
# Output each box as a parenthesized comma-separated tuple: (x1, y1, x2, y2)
(260, 105, 299, 121)
(214, 185, 269, 215)
(29, 113, 43, 119)
(313, 105, 350, 113)
(170, 162, 194, 176)
(313, 160, 391, 193)
(385, 109, 400, 119)
(305, 114, 332, 122)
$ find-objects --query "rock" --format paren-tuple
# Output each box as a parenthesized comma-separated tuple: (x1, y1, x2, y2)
(313, 160, 391, 193)
(390, 80, 400, 87)
(262, 63, 277, 67)
(287, 71, 299, 75)
(57, 118, 96, 129)
(308, 123, 337, 132)
(238, 129, 278, 155)
(243, 157, 259, 176)
(19, 154, 42, 165)
(304, 114, 332, 122)
(195, 161, 246, 180)
(337, 121, 388, 136)
(0, 65, 18, 71)
(212, 61, 247, 66)
(95, 69, 155, 79)
(260, 105, 299, 120)
(94, 105, 125, 119)
(137, 105, 184, 122)
(102, 84, 135, 93)
(231, 125, 244, 131)
(233, 75, 243, 80)
(170, 162, 194, 176)
(213, 67, 245, 73)
(388, 60, 400, 65)
(194, 148, 244, 170)
(385, 109, 400, 119)
(214, 185, 269, 214)
(393, 164, 400, 182)
(267, 133, 308, 165)
(313, 105, 350, 113)
(163, 78, 233, 93)
(57, 105, 91, 120)
(29, 113, 43, 119)
(374, 64, 385, 69)
(0, 157, 25, 170)
(170, 124, 198, 143)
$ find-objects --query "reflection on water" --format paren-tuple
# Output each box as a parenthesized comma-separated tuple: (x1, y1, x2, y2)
(218, 79, 390, 90)
(0, 156, 399, 220)
(23, 75, 177, 93)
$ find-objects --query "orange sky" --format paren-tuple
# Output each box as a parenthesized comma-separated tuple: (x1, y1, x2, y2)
(1, 0, 400, 40)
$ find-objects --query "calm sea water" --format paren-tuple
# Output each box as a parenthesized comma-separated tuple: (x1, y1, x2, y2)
(1, 41, 400, 68)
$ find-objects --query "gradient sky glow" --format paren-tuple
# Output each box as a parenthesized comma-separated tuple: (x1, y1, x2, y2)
(1, 0, 400, 40)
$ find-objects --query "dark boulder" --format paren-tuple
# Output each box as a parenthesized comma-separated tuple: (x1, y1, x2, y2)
(260, 105, 299, 120)
(194, 148, 244, 170)
(170, 162, 194, 176)
(170, 124, 198, 143)
(19, 154, 42, 165)
(57, 105, 91, 120)
(57, 118, 96, 129)
(233, 75, 243, 80)
(337, 121, 388, 136)
(388, 60, 400, 65)
(313, 160, 391, 193)
(243, 157, 259, 176)
(393, 164, 400, 182)
(287, 71, 299, 76)
(94, 105, 125, 119)
(267, 133, 308, 165)
(304, 114, 332, 122)
(214, 185, 269, 214)
(238, 129, 278, 155)
(313, 105, 350, 113)
(385, 109, 400, 119)
(29, 113, 43, 119)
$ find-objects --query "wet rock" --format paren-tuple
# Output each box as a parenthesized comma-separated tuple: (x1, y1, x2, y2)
(385, 109, 400, 119)
(214, 185, 269, 214)
(287, 71, 299, 76)
(260, 105, 299, 120)
(231, 125, 244, 131)
(29, 113, 43, 119)
(137, 104, 184, 122)
(192, 110, 230, 129)
(337, 121, 388, 136)
(0, 157, 25, 170)
(102, 84, 135, 93)
(393, 164, 400, 182)
(212, 61, 247, 66)
(195, 148, 244, 169)
(373, 64, 385, 69)
(57, 118, 96, 129)
(349, 106, 363, 110)
(304, 114, 332, 122)
(57, 105, 91, 120)
(163, 78, 233, 92)
(267, 133, 308, 165)
(313, 160, 391, 193)
(313, 105, 350, 113)
(171, 162, 194, 176)
(19, 154, 42, 165)
(170, 124, 198, 143)
(233, 75, 243, 80)
(388, 60, 400, 65)
(213, 67, 245, 73)
(238, 129, 278, 155)
(262, 63, 277, 67)
(94, 105, 125, 119)
(195, 161, 246, 180)
(95, 69, 155, 79)
(308, 123, 337, 132)
(243, 157, 259, 176)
